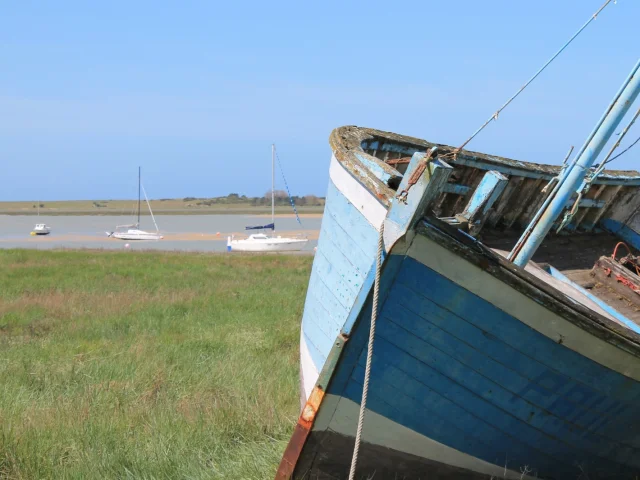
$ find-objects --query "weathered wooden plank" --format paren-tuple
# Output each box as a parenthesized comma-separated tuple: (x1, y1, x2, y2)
(305, 269, 348, 323)
(397, 257, 640, 401)
(350, 355, 579, 470)
(377, 301, 634, 456)
(449, 168, 483, 215)
(301, 329, 328, 373)
(460, 170, 508, 235)
(386, 282, 633, 416)
(317, 208, 370, 277)
(502, 178, 544, 229)
(582, 185, 623, 232)
(341, 379, 510, 471)
(486, 176, 523, 227)
(453, 155, 640, 186)
(384, 151, 453, 250)
(353, 339, 632, 468)
(310, 250, 359, 312)
(353, 152, 402, 186)
(323, 181, 379, 256)
(606, 186, 640, 226)
(442, 183, 471, 195)
(303, 278, 343, 343)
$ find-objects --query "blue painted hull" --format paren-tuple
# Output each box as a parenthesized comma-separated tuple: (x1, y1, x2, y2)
(278, 127, 640, 480)
(333, 249, 640, 477)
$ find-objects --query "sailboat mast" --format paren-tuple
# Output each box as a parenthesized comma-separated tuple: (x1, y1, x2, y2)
(137, 166, 141, 226)
(271, 144, 275, 227)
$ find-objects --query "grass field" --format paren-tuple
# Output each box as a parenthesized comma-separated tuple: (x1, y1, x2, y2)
(0, 249, 311, 479)
(0, 199, 324, 216)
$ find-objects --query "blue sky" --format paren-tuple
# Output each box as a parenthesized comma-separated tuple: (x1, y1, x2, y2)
(1, 1, 638, 200)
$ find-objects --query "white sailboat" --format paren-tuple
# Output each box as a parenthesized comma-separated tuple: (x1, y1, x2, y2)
(31, 202, 51, 235)
(31, 224, 51, 236)
(107, 167, 163, 241)
(228, 145, 308, 252)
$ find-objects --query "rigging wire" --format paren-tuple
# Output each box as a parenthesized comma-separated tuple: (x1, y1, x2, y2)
(274, 147, 303, 227)
(603, 135, 640, 166)
(455, 0, 614, 154)
(594, 106, 640, 168)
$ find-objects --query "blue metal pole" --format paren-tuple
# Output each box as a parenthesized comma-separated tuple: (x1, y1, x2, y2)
(512, 59, 640, 267)
(509, 60, 640, 263)
(507, 146, 576, 262)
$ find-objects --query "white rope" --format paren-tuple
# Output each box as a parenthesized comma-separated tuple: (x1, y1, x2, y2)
(348, 222, 385, 480)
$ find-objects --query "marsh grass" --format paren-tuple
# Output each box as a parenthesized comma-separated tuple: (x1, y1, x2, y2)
(0, 249, 310, 479)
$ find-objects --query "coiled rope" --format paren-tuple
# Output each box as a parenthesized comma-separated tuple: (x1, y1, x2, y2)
(348, 222, 384, 480)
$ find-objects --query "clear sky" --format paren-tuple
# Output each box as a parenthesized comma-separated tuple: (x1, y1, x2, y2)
(1, 1, 638, 201)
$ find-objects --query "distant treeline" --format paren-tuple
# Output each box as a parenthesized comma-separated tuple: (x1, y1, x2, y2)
(180, 191, 325, 207)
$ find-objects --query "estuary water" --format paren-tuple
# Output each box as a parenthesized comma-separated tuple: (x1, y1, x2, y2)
(0, 214, 322, 253)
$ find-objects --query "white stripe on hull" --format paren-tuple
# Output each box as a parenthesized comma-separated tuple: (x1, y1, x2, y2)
(314, 393, 536, 479)
(409, 233, 640, 381)
(329, 155, 387, 230)
(299, 331, 319, 403)
(298, 155, 385, 398)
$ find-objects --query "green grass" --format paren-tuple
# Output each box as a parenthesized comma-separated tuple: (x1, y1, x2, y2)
(0, 249, 311, 479)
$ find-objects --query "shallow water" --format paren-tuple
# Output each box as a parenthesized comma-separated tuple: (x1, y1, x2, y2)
(0, 215, 321, 252)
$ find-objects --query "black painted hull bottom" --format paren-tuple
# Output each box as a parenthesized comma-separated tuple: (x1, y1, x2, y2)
(294, 430, 486, 480)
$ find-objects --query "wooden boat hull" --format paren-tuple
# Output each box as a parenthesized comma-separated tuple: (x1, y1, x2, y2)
(279, 127, 640, 479)
(291, 227, 640, 479)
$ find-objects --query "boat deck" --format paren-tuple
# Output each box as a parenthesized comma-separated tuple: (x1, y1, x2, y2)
(354, 123, 640, 331)
(482, 231, 640, 327)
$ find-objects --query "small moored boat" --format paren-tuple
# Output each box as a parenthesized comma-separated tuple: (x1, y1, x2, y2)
(31, 223, 51, 236)
(229, 232, 307, 252)
(107, 167, 163, 241)
(108, 226, 163, 241)
(31, 202, 51, 236)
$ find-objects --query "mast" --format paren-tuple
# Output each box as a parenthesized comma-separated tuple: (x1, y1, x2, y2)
(271, 144, 275, 228)
(511, 59, 640, 267)
(137, 166, 141, 226)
